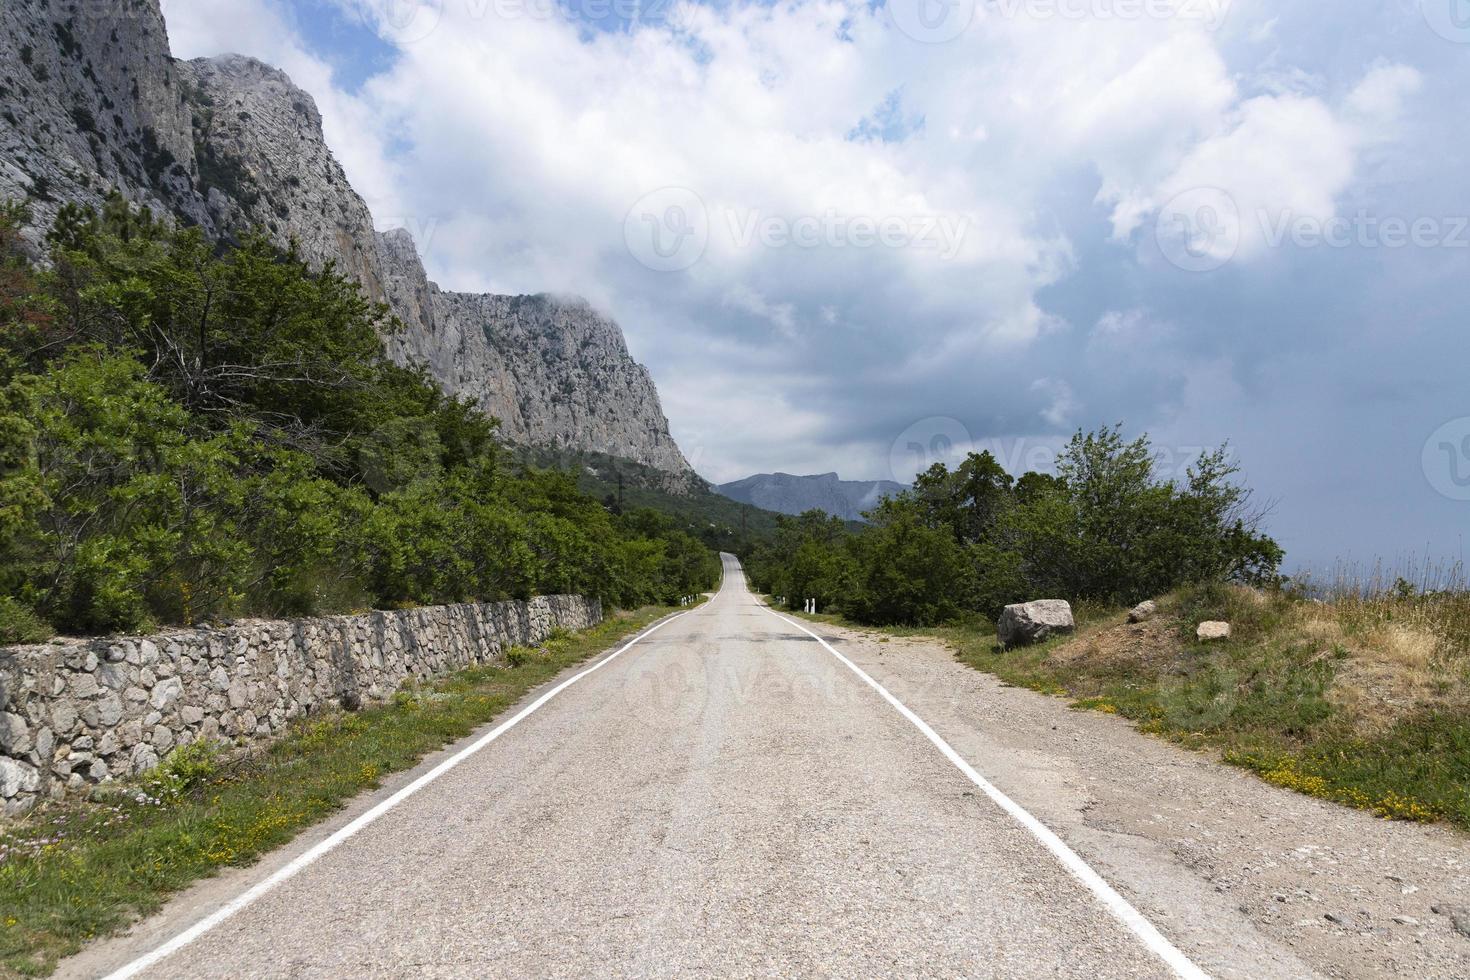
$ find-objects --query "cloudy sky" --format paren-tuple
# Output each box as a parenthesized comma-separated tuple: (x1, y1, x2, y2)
(165, 0, 1470, 575)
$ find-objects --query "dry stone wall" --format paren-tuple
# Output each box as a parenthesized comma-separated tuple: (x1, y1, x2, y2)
(0, 595, 601, 817)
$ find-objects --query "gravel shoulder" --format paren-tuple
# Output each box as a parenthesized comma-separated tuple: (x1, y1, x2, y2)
(821, 620, 1470, 979)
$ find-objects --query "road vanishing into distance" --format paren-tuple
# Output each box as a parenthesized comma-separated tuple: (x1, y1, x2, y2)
(66, 556, 1470, 979)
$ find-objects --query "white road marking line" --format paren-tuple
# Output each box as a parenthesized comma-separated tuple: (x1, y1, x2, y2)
(761, 604, 1210, 980)
(103, 611, 691, 980)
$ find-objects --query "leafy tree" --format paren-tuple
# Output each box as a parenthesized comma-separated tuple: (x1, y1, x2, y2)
(911, 450, 1014, 546)
(747, 424, 1283, 626)
(847, 505, 967, 626)
(0, 201, 720, 637)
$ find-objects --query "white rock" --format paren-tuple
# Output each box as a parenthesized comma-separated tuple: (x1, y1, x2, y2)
(97, 694, 124, 726)
(130, 744, 160, 775)
(150, 677, 183, 710)
(1127, 600, 1158, 624)
(51, 701, 78, 734)
(0, 758, 40, 798)
(1197, 621, 1232, 642)
(0, 712, 31, 754)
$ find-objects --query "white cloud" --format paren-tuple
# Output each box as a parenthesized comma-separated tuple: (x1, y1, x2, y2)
(722, 284, 799, 339)
(1345, 63, 1423, 129)
(161, 0, 1431, 506)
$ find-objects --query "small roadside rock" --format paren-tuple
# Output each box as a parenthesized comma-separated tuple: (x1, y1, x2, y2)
(1127, 600, 1158, 623)
(1431, 905, 1470, 939)
(1393, 916, 1420, 926)
(1196, 621, 1231, 642)
(1324, 911, 1371, 931)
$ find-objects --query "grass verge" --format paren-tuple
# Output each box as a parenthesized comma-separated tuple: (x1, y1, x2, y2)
(0, 604, 681, 977)
(781, 587, 1470, 832)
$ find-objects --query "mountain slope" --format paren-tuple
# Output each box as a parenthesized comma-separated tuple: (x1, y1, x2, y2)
(0, 1, 693, 479)
(717, 473, 907, 521)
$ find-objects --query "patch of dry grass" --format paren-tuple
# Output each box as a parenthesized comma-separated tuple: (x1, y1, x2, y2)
(922, 579, 1470, 829)
(1309, 592, 1470, 731)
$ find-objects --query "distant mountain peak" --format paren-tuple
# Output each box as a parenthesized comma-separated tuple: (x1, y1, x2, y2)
(716, 472, 907, 522)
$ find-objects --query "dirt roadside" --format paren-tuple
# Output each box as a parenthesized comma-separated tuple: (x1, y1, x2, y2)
(822, 622, 1470, 979)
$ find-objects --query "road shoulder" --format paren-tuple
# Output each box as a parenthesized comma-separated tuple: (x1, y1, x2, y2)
(52, 606, 690, 980)
(811, 618, 1470, 979)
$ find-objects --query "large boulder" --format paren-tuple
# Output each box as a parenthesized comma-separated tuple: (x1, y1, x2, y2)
(998, 600, 1075, 648)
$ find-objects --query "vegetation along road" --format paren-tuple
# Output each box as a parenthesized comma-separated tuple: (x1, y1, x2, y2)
(59, 556, 1467, 979)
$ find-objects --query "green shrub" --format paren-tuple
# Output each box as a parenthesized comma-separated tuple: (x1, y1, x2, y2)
(139, 740, 220, 803)
(0, 595, 52, 645)
(748, 427, 1282, 627)
(0, 201, 720, 637)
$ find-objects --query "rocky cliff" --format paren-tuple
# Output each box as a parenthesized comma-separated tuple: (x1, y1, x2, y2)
(0, 0, 694, 479)
(375, 232, 690, 473)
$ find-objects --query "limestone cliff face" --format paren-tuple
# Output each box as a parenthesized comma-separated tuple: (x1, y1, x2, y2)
(0, 0, 694, 479)
(371, 230, 691, 474)
(0, 0, 197, 232)
(177, 54, 388, 301)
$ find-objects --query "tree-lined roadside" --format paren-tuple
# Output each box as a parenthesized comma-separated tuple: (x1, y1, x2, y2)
(745, 427, 1281, 626)
(0, 199, 719, 644)
(746, 421, 1468, 831)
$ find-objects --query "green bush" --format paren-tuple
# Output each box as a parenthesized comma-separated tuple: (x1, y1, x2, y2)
(0, 199, 720, 638)
(748, 427, 1282, 627)
(0, 595, 52, 644)
(139, 740, 220, 803)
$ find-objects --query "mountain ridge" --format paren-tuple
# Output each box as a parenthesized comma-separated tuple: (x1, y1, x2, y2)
(717, 472, 908, 522)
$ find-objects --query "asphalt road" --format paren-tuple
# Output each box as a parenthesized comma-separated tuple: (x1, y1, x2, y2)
(79, 555, 1213, 978)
